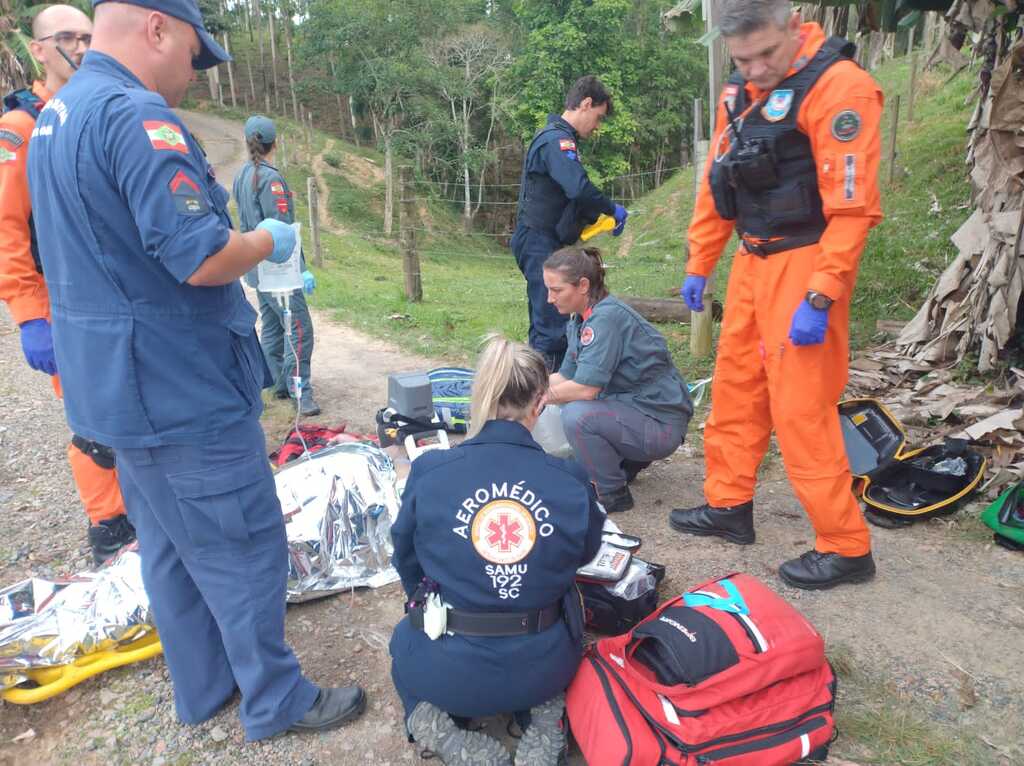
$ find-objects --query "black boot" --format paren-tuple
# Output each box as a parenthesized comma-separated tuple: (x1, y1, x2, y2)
(288, 686, 366, 733)
(621, 459, 652, 485)
(88, 514, 137, 567)
(600, 485, 634, 514)
(668, 501, 755, 545)
(779, 550, 876, 590)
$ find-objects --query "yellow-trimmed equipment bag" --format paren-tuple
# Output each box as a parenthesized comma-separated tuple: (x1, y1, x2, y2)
(839, 398, 986, 525)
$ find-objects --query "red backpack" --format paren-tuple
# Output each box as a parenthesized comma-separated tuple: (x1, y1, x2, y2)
(566, 573, 836, 766)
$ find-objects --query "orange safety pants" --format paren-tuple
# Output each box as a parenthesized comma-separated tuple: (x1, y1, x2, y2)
(53, 376, 126, 525)
(703, 245, 871, 557)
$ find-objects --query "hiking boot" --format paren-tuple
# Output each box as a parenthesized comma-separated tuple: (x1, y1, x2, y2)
(622, 459, 652, 484)
(515, 694, 567, 766)
(600, 485, 634, 514)
(779, 550, 876, 591)
(668, 501, 755, 545)
(407, 702, 511, 765)
(296, 393, 321, 417)
(88, 514, 137, 567)
(288, 686, 366, 733)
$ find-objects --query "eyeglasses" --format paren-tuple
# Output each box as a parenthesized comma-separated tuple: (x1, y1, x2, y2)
(36, 32, 92, 48)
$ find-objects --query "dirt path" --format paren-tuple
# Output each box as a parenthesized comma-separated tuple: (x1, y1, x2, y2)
(0, 111, 1020, 766)
(310, 138, 343, 234)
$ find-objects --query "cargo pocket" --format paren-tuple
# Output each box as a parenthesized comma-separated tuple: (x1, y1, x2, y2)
(763, 182, 814, 228)
(168, 455, 277, 552)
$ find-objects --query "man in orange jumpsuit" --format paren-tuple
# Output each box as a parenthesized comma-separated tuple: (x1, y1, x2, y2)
(0, 4, 136, 566)
(669, 0, 883, 590)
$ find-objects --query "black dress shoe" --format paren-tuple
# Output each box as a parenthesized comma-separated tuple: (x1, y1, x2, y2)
(601, 485, 634, 514)
(779, 550, 876, 590)
(289, 686, 366, 733)
(668, 501, 755, 545)
(621, 459, 652, 484)
(88, 515, 137, 567)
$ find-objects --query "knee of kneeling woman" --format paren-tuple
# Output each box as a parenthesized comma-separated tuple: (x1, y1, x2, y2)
(559, 400, 595, 436)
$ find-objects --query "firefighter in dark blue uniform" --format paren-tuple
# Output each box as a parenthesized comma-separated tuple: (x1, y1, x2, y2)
(511, 76, 628, 372)
(27, 0, 364, 740)
(390, 335, 604, 766)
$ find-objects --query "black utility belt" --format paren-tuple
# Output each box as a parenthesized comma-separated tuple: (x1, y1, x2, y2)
(740, 232, 822, 257)
(409, 601, 562, 637)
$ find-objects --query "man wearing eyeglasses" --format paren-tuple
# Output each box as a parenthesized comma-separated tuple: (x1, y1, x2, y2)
(0, 4, 137, 568)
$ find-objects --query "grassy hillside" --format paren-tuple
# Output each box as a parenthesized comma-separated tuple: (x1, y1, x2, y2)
(203, 53, 978, 378)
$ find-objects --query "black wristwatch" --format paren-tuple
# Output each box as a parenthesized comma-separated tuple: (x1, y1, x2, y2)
(806, 291, 833, 310)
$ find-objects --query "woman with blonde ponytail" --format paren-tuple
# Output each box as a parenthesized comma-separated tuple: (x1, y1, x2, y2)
(389, 334, 604, 766)
(543, 246, 693, 513)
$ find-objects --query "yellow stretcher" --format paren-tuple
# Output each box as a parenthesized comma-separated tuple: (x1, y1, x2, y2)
(580, 214, 616, 242)
(1, 630, 163, 704)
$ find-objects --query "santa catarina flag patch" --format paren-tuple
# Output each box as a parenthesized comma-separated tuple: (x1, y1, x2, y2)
(144, 121, 189, 153)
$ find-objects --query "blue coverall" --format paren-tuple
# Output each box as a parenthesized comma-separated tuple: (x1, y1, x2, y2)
(560, 296, 693, 494)
(232, 160, 315, 400)
(27, 50, 318, 740)
(511, 115, 616, 370)
(389, 419, 604, 722)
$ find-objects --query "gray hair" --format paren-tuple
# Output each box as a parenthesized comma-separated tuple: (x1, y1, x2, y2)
(719, 0, 793, 38)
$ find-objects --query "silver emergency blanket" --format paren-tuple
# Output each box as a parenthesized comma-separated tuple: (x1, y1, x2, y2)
(0, 551, 153, 689)
(276, 443, 402, 602)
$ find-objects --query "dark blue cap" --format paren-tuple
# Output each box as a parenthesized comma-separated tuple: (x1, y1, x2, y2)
(93, 0, 231, 70)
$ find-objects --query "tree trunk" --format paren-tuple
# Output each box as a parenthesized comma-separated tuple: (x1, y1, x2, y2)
(223, 34, 237, 108)
(206, 67, 218, 101)
(268, 10, 280, 113)
(349, 95, 360, 146)
(384, 131, 394, 236)
(246, 54, 256, 105)
(252, 0, 270, 112)
(285, 24, 299, 121)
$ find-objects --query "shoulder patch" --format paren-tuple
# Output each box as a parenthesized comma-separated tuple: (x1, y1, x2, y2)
(270, 181, 285, 195)
(144, 120, 189, 154)
(0, 128, 24, 149)
(723, 83, 739, 112)
(168, 170, 210, 215)
(831, 110, 862, 142)
(559, 139, 577, 152)
(0, 146, 17, 164)
(762, 89, 794, 122)
(580, 326, 595, 347)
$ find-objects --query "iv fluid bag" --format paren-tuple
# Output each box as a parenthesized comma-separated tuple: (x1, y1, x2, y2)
(256, 222, 304, 293)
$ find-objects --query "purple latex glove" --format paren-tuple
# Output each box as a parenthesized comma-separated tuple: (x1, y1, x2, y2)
(680, 275, 707, 312)
(20, 318, 57, 375)
(613, 204, 628, 236)
(788, 301, 830, 345)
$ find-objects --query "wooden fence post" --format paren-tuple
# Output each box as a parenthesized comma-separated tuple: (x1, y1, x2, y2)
(908, 25, 920, 123)
(399, 166, 422, 302)
(690, 97, 714, 358)
(307, 177, 323, 268)
(888, 95, 902, 186)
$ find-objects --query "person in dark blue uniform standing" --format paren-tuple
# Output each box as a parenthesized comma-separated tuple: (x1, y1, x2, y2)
(511, 76, 628, 373)
(233, 114, 320, 417)
(544, 247, 693, 514)
(27, 0, 364, 740)
(389, 334, 604, 766)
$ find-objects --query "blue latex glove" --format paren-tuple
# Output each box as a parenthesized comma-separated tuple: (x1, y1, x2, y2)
(256, 219, 296, 264)
(20, 318, 57, 375)
(612, 204, 628, 236)
(680, 275, 707, 312)
(302, 270, 316, 295)
(788, 300, 830, 346)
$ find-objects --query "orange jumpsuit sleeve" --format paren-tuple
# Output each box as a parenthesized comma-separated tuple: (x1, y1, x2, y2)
(799, 62, 885, 302)
(685, 95, 736, 278)
(0, 111, 49, 324)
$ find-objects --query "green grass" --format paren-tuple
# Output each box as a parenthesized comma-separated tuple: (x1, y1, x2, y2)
(828, 644, 993, 765)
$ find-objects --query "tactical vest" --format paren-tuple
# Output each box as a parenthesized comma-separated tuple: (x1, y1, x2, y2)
(2, 88, 45, 274)
(516, 121, 577, 234)
(709, 37, 857, 256)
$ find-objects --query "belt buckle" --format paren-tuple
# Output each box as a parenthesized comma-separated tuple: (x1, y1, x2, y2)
(743, 239, 768, 258)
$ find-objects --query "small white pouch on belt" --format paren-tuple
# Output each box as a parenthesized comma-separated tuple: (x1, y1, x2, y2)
(422, 593, 449, 640)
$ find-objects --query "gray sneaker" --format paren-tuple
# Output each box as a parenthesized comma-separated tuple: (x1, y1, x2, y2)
(514, 694, 567, 766)
(407, 702, 511, 766)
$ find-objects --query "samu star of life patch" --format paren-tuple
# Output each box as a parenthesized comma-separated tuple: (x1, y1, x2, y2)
(580, 326, 596, 347)
(471, 500, 537, 565)
(144, 120, 189, 154)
